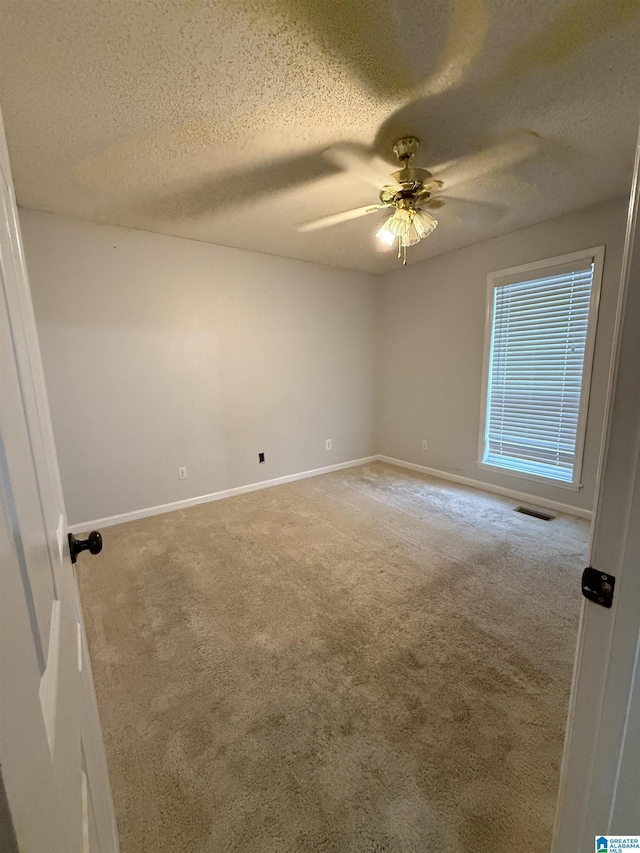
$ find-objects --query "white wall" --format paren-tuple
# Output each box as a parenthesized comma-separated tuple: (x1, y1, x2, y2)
(21, 211, 376, 526)
(22, 198, 627, 526)
(376, 197, 628, 512)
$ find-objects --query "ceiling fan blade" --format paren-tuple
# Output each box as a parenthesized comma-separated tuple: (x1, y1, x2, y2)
(430, 131, 540, 191)
(298, 204, 387, 232)
(322, 143, 394, 189)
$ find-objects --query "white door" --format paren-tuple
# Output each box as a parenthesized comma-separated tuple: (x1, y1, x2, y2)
(0, 107, 118, 852)
(552, 132, 640, 844)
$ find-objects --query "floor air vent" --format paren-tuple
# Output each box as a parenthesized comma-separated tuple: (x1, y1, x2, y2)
(515, 506, 555, 521)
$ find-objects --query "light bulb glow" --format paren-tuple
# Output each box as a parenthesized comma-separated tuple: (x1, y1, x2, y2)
(375, 224, 396, 246)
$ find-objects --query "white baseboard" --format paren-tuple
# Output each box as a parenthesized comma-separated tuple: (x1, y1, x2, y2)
(376, 455, 592, 520)
(68, 456, 379, 533)
(70, 452, 591, 533)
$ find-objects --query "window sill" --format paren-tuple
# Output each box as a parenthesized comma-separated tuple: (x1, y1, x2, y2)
(476, 461, 582, 492)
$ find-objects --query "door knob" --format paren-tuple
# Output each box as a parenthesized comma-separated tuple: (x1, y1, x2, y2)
(68, 531, 103, 564)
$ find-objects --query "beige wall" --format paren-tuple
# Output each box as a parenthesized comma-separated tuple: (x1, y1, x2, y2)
(376, 197, 628, 512)
(21, 210, 376, 526)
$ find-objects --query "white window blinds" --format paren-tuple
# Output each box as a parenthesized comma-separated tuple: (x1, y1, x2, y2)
(483, 258, 595, 484)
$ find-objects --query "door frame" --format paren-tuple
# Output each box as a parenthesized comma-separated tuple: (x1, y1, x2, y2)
(552, 127, 640, 846)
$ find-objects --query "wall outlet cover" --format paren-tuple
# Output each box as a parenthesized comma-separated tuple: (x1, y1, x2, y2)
(178, 466, 187, 479)
(326, 439, 332, 451)
(422, 440, 428, 451)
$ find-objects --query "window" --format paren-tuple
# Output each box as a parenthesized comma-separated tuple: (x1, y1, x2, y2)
(479, 248, 603, 489)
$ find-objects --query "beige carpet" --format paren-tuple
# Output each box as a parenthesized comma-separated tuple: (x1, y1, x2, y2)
(77, 462, 588, 853)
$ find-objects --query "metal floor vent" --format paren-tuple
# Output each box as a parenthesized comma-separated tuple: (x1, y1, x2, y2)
(515, 505, 555, 521)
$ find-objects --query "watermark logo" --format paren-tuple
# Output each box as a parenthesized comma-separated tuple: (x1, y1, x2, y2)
(596, 839, 640, 852)
(597, 840, 608, 853)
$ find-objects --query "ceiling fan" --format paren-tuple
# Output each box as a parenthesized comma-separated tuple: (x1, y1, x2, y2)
(298, 131, 539, 264)
(122, 130, 539, 263)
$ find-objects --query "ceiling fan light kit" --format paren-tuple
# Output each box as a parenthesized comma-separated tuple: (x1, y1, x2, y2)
(375, 203, 438, 262)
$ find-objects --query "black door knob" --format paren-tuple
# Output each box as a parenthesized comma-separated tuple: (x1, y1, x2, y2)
(68, 531, 103, 564)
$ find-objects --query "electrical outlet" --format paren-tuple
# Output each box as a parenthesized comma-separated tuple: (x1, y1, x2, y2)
(421, 440, 428, 451)
(178, 466, 187, 479)
(258, 452, 265, 463)
(325, 438, 332, 451)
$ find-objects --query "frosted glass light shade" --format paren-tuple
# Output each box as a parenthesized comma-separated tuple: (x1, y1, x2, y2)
(412, 209, 438, 241)
(375, 206, 437, 248)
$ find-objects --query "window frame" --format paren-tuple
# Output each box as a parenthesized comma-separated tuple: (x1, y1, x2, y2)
(477, 246, 605, 491)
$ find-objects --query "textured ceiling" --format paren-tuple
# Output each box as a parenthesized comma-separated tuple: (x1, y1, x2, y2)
(1, 0, 639, 274)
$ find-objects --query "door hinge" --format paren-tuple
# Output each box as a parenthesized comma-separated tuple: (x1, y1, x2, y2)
(582, 567, 616, 608)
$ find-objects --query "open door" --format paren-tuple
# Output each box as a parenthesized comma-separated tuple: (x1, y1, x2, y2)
(0, 106, 118, 851)
(552, 126, 640, 845)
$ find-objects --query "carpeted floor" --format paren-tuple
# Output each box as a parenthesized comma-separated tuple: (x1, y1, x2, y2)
(77, 462, 589, 853)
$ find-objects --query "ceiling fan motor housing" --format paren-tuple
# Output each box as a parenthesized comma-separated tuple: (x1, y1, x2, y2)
(380, 167, 438, 207)
(379, 137, 441, 207)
